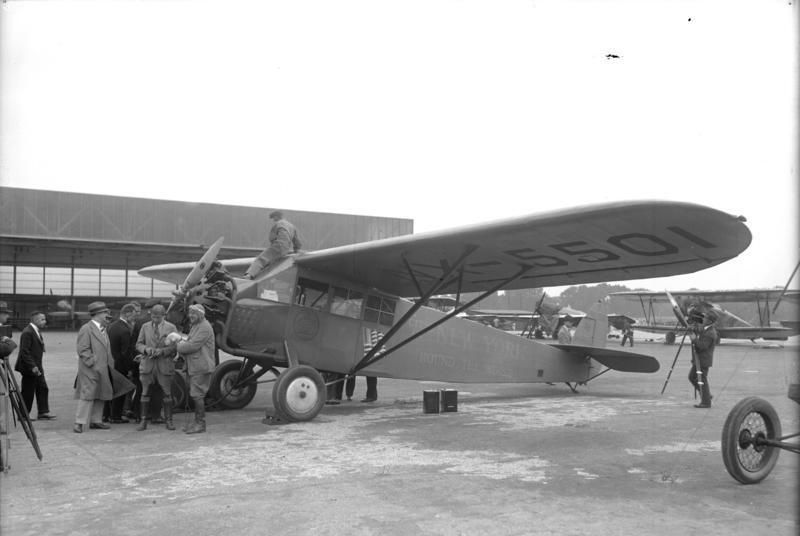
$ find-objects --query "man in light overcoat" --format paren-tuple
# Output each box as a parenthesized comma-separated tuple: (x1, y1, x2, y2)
(73, 302, 114, 433)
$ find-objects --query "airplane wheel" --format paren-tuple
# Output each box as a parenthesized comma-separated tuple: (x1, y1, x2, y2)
(209, 359, 260, 410)
(665, 332, 676, 345)
(721, 397, 781, 484)
(271, 365, 325, 422)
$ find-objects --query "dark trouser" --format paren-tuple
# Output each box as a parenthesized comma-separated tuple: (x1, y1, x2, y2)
(621, 334, 633, 347)
(688, 365, 711, 404)
(129, 367, 142, 416)
(20, 373, 49, 415)
(365, 376, 378, 400)
(328, 374, 356, 400)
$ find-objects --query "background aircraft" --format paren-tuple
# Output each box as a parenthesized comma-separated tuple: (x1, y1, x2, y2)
(140, 201, 751, 422)
(611, 289, 800, 343)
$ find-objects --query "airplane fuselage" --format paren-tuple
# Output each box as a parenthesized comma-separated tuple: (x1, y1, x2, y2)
(223, 258, 596, 384)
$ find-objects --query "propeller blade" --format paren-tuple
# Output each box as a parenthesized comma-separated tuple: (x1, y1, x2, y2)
(666, 290, 689, 329)
(167, 237, 225, 313)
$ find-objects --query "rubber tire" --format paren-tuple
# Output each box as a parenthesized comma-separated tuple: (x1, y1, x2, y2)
(271, 365, 326, 422)
(209, 359, 258, 410)
(721, 396, 781, 484)
(665, 332, 676, 345)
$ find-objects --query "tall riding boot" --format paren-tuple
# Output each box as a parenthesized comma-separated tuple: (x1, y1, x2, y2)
(136, 402, 149, 431)
(185, 398, 206, 434)
(163, 399, 175, 431)
(700, 379, 712, 407)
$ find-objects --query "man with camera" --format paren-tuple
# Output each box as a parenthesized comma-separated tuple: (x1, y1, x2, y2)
(687, 308, 718, 408)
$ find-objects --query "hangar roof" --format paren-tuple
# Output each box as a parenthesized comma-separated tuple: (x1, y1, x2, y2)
(0, 187, 413, 270)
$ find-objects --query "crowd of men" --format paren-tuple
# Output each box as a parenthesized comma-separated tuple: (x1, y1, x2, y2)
(72, 300, 216, 434)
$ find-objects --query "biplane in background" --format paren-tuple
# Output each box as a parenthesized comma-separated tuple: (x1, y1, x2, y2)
(139, 201, 751, 423)
(611, 289, 800, 344)
(427, 296, 635, 339)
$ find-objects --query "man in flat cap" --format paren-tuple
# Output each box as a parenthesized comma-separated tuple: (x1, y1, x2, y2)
(73, 302, 114, 433)
(174, 304, 215, 434)
(135, 304, 178, 431)
(688, 308, 718, 408)
(557, 317, 575, 344)
(244, 210, 302, 279)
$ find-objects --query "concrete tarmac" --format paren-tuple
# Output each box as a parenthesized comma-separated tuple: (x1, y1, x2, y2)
(1, 331, 798, 535)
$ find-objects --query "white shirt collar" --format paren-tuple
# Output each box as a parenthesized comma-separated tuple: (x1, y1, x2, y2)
(29, 323, 41, 337)
(91, 319, 105, 330)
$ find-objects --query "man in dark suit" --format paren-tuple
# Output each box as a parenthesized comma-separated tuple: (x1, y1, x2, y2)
(107, 303, 138, 423)
(15, 311, 56, 420)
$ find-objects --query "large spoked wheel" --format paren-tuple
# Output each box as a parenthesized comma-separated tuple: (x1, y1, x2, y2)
(209, 359, 265, 410)
(271, 365, 325, 422)
(721, 397, 782, 484)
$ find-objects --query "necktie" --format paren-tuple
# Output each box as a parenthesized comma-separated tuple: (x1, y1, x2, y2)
(154, 323, 160, 341)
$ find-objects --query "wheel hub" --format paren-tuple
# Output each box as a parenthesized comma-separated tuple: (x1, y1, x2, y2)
(284, 376, 320, 414)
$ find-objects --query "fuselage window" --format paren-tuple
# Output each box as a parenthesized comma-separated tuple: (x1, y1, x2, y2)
(331, 287, 363, 319)
(365, 294, 396, 326)
(295, 278, 330, 311)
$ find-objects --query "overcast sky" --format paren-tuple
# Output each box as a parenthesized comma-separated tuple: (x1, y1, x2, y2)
(1, 0, 797, 294)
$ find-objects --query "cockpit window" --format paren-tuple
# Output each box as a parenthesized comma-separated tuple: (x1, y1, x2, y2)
(331, 287, 363, 319)
(296, 278, 330, 311)
(256, 262, 296, 304)
(365, 294, 396, 326)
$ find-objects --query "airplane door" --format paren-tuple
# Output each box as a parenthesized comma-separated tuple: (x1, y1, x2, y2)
(285, 280, 362, 372)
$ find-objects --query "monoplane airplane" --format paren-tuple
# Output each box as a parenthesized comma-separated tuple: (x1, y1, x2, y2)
(139, 201, 751, 423)
(611, 289, 800, 344)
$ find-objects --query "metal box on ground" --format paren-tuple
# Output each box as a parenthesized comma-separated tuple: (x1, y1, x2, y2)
(440, 389, 458, 412)
(423, 390, 440, 413)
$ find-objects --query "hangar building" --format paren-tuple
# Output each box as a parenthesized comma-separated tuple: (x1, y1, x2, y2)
(0, 187, 413, 327)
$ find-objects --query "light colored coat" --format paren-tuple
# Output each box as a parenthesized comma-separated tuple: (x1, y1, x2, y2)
(136, 320, 178, 375)
(74, 320, 114, 401)
(177, 319, 215, 375)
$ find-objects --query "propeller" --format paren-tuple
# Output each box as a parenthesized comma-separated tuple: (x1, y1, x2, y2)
(167, 237, 225, 314)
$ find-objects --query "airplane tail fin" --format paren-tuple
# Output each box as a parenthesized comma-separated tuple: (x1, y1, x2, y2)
(572, 299, 608, 347)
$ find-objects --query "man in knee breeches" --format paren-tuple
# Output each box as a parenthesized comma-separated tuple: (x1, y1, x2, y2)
(135, 304, 178, 430)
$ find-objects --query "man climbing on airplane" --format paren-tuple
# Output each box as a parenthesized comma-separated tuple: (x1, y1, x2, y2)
(244, 210, 302, 279)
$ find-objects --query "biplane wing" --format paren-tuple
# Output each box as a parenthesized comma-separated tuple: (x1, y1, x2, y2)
(612, 289, 800, 304)
(611, 288, 800, 341)
(140, 201, 750, 297)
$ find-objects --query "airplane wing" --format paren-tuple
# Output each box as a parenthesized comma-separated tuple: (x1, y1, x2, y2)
(296, 201, 750, 297)
(138, 258, 253, 286)
(612, 289, 799, 304)
(139, 201, 751, 296)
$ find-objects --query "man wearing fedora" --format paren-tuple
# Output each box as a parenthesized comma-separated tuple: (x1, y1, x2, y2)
(15, 311, 55, 420)
(73, 301, 115, 433)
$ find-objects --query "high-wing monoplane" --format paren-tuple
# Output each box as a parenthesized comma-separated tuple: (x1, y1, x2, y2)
(139, 201, 751, 423)
(611, 289, 800, 343)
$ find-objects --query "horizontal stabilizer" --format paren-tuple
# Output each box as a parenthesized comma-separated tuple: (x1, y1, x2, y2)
(551, 344, 660, 373)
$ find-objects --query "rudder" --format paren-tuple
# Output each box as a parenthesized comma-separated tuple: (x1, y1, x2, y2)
(572, 299, 608, 347)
